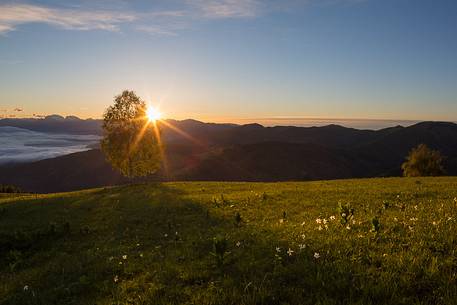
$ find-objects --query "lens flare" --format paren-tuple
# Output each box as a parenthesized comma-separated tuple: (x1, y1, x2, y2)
(146, 106, 161, 122)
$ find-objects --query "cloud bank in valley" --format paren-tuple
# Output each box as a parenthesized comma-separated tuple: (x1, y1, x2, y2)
(0, 126, 100, 164)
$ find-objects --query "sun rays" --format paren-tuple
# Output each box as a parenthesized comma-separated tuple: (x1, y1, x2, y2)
(125, 102, 209, 179)
(146, 106, 162, 122)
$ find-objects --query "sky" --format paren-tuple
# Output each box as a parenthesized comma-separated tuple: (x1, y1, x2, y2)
(0, 0, 456, 122)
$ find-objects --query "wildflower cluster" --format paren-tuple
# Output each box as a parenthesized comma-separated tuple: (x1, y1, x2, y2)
(315, 215, 337, 231)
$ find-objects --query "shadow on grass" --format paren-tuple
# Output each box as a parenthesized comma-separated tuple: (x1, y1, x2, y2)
(0, 182, 454, 305)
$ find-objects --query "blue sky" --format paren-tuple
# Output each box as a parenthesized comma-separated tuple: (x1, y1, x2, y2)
(0, 0, 456, 122)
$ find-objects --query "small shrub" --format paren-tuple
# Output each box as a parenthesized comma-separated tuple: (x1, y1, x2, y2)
(402, 144, 445, 177)
(338, 202, 354, 225)
(371, 217, 380, 233)
(262, 192, 268, 201)
(80, 226, 91, 235)
(7, 250, 23, 271)
(234, 212, 242, 227)
(211, 236, 229, 267)
(220, 194, 229, 205)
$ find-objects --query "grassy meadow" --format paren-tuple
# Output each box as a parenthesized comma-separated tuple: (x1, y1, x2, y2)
(1, 178, 457, 304)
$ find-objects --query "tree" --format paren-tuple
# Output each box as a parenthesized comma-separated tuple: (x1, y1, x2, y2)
(101, 90, 161, 177)
(401, 144, 445, 177)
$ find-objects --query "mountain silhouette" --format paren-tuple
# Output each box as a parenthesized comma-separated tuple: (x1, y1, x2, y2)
(1, 118, 456, 192)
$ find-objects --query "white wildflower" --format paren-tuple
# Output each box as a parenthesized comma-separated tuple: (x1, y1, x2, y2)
(314, 252, 320, 259)
(299, 244, 306, 250)
(316, 218, 322, 224)
(114, 275, 119, 283)
(236, 241, 241, 247)
(23, 285, 29, 291)
(122, 255, 127, 260)
(330, 216, 336, 221)
(276, 247, 281, 253)
(287, 248, 294, 256)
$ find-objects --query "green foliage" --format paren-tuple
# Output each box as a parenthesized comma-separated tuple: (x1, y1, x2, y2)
(262, 192, 268, 201)
(234, 212, 242, 226)
(101, 90, 161, 177)
(371, 216, 380, 233)
(2, 178, 457, 304)
(337, 202, 354, 224)
(211, 236, 229, 267)
(402, 144, 445, 177)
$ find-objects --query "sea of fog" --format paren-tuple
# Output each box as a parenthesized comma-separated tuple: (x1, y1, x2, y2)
(0, 126, 100, 164)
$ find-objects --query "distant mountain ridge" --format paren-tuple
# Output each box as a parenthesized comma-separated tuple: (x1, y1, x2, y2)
(0, 115, 103, 135)
(1, 118, 457, 193)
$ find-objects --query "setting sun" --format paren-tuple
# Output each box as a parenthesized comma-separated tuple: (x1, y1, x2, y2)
(146, 106, 162, 122)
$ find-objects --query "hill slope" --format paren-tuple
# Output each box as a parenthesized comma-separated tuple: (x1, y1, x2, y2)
(1, 178, 457, 304)
(2, 121, 457, 193)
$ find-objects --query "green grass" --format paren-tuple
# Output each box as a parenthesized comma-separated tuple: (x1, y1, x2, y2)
(1, 178, 457, 304)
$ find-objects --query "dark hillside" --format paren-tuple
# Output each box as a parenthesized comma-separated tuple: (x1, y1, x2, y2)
(185, 142, 375, 181)
(356, 122, 457, 175)
(1, 121, 457, 192)
(214, 124, 376, 147)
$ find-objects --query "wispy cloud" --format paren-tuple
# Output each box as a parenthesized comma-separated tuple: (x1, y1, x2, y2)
(0, 1, 367, 36)
(0, 24, 14, 33)
(190, 0, 260, 18)
(136, 25, 179, 36)
(0, 3, 137, 34)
